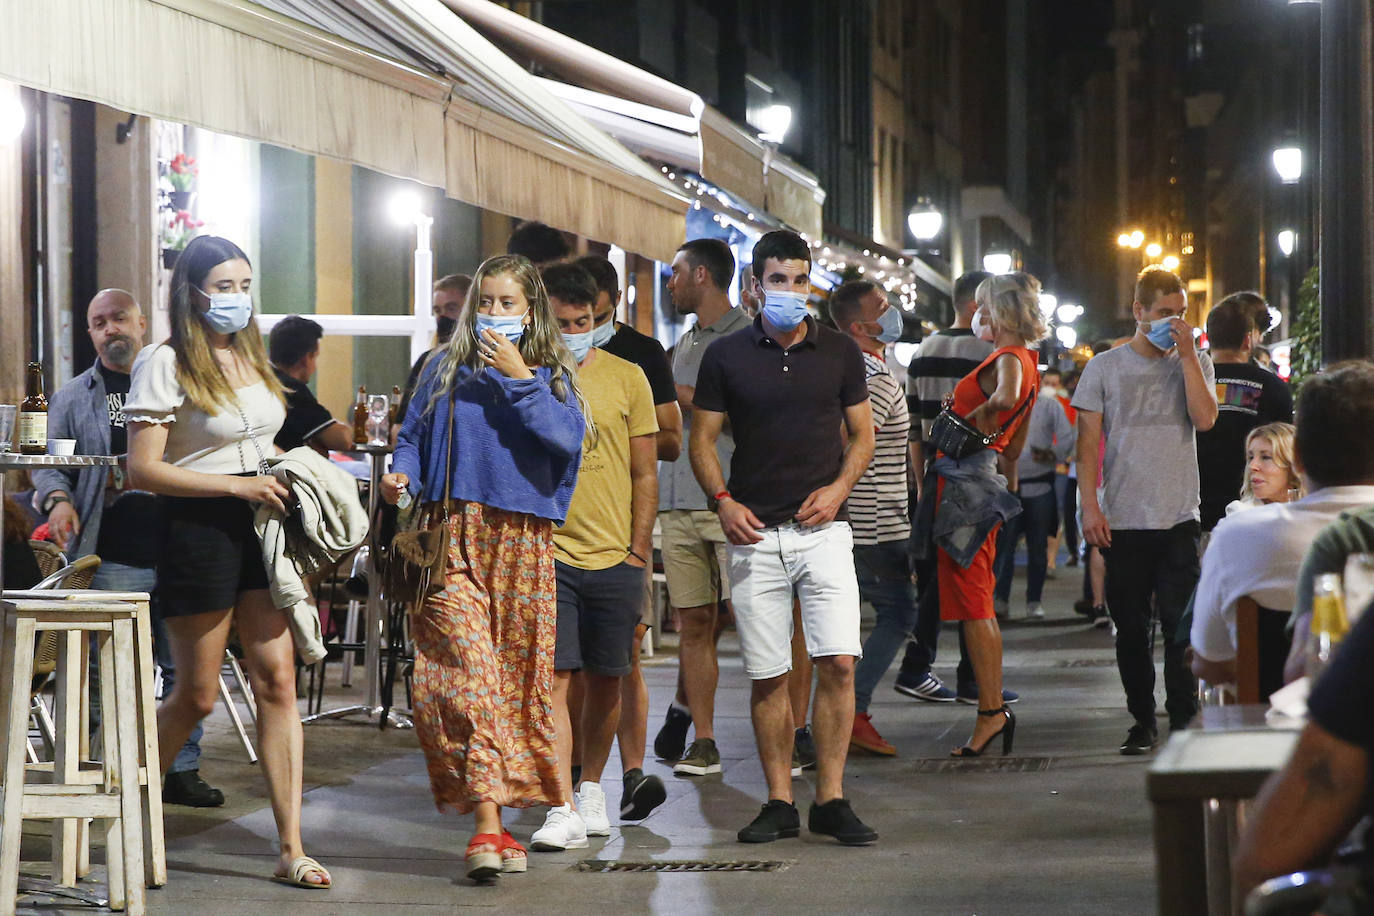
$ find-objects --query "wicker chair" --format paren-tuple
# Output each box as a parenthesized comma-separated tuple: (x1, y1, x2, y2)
(28, 539, 64, 578)
(27, 555, 102, 760)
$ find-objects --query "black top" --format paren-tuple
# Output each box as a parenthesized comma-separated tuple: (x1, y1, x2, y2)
(601, 323, 676, 406)
(397, 349, 435, 426)
(1196, 361, 1293, 530)
(693, 316, 869, 527)
(95, 363, 164, 568)
(273, 367, 337, 452)
(1307, 600, 1374, 819)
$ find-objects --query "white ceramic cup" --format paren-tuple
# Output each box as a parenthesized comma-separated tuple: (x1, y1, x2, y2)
(46, 438, 77, 456)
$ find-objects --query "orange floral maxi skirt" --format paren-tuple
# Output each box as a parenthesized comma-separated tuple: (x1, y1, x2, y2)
(409, 501, 561, 814)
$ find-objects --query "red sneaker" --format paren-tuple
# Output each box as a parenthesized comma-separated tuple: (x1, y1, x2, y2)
(850, 712, 897, 756)
(499, 831, 527, 874)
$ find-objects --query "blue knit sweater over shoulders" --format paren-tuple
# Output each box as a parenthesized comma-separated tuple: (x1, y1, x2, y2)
(391, 361, 585, 525)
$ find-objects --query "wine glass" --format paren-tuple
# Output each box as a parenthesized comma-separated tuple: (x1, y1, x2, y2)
(367, 395, 389, 446)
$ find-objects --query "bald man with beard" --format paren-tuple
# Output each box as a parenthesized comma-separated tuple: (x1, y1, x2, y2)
(32, 288, 226, 808)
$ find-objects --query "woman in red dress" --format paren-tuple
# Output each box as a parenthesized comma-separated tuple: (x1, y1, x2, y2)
(924, 272, 1047, 756)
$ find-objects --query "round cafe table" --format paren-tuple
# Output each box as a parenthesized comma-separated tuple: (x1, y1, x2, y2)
(0, 453, 117, 592)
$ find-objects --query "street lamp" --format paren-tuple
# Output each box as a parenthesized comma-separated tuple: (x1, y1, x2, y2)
(1038, 292, 1058, 320)
(390, 189, 435, 365)
(1056, 303, 1082, 324)
(1129, 230, 1145, 249)
(755, 104, 793, 145)
(1272, 146, 1303, 184)
(907, 200, 943, 241)
(1277, 228, 1296, 257)
(1145, 242, 1163, 259)
(983, 249, 1013, 275)
(1056, 325, 1078, 348)
(1117, 232, 1132, 248)
(1162, 254, 1181, 272)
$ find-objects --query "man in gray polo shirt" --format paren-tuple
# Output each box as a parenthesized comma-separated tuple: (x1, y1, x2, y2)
(651, 239, 753, 777)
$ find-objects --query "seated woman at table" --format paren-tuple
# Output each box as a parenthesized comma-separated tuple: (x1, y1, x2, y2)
(1233, 601, 1374, 901)
(1223, 422, 1301, 516)
(3, 496, 42, 589)
(124, 234, 330, 889)
(381, 254, 585, 882)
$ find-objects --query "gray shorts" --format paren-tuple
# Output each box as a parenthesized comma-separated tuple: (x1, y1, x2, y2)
(554, 560, 645, 676)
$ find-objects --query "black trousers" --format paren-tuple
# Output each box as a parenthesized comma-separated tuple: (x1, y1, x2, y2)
(1102, 521, 1201, 731)
(897, 544, 975, 689)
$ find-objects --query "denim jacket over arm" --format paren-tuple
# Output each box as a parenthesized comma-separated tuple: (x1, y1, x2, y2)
(912, 449, 1023, 568)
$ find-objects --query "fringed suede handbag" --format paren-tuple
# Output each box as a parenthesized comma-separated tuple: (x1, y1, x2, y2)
(385, 393, 455, 601)
(928, 387, 1035, 459)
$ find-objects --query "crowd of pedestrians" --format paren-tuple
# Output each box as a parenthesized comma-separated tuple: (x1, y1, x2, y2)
(18, 213, 1372, 895)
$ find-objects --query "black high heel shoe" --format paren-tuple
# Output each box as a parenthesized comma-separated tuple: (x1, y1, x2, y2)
(950, 705, 1016, 757)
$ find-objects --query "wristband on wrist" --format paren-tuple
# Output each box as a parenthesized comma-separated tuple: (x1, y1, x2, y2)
(712, 490, 731, 503)
(627, 548, 648, 564)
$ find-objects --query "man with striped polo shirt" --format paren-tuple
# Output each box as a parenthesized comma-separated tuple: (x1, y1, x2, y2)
(892, 271, 1018, 705)
(829, 280, 913, 755)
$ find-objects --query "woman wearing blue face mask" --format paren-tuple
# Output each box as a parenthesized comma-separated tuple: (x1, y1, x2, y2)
(125, 235, 331, 888)
(383, 254, 587, 882)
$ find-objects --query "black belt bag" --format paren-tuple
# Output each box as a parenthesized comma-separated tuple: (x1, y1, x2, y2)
(928, 389, 1035, 459)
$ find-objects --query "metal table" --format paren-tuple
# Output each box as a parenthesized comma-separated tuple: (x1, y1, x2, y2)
(1148, 710, 1301, 915)
(0, 453, 117, 591)
(302, 444, 411, 729)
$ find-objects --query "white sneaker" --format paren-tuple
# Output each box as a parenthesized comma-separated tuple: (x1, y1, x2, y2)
(1027, 603, 1045, 619)
(576, 782, 611, 836)
(530, 804, 589, 851)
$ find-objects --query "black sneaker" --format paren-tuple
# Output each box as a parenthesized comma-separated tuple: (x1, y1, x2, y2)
(737, 800, 800, 843)
(653, 705, 692, 762)
(808, 798, 878, 846)
(620, 768, 667, 820)
(1120, 724, 1157, 756)
(793, 725, 817, 771)
(162, 769, 226, 808)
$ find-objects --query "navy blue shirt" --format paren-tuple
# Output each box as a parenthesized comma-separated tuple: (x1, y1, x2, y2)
(693, 316, 868, 527)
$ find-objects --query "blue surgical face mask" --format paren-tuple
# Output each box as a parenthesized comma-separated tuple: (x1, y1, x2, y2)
(563, 329, 594, 362)
(475, 310, 527, 344)
(203, 291, 253, 334)
(1145, 315, 1177, 351)
(761, 289, 810, 331)
(591, 319, 616, 349)
(875, 305, 903, 344)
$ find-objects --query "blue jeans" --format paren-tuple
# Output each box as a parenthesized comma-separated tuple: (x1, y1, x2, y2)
(91, 562, 202, 774)
(993, 488, 1058, 604)
(852, 541, 918, 713)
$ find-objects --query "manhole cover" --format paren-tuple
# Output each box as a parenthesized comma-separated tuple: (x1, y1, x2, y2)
(914, 756, 1054, 773)
(575, 860, 789, 874)
(1055, 658, 1118, 667)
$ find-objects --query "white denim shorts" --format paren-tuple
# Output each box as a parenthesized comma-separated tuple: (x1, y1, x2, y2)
(726, 521, 862, 680)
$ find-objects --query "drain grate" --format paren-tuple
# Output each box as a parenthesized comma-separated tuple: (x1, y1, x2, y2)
(575, 859, 789, 874)
(914, 756, 1054, 774)
(1055, 658, 1118, 668)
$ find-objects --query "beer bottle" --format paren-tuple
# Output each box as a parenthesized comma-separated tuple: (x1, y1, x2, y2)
(388, 385, 401, 428)
(352, 385, 368, 446)
(18, 362, 48, 455)
(1305, 573, 1351, 680)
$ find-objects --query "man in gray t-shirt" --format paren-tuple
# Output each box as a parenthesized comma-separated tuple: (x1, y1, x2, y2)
(1072, 266, 1218, 756)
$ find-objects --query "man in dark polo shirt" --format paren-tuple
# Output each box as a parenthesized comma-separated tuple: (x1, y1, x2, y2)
(691, 229, 878, 846)
(268, 316, 355, 454)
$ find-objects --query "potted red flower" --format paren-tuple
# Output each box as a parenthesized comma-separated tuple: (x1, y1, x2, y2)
(160, 209, 204, 269)
(166, 153, 197, 209)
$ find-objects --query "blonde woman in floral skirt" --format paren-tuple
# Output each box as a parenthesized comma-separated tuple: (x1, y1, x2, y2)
(383, 254, 587, 882)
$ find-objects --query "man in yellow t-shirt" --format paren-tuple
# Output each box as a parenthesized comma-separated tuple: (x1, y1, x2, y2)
(530, 263, 659, 852)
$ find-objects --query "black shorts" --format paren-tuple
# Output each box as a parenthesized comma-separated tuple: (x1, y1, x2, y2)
(156, 493, 270, 618)
(553, 560, 645, 676)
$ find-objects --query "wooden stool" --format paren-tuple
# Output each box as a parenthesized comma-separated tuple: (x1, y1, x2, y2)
(0, 597, 155, 914)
